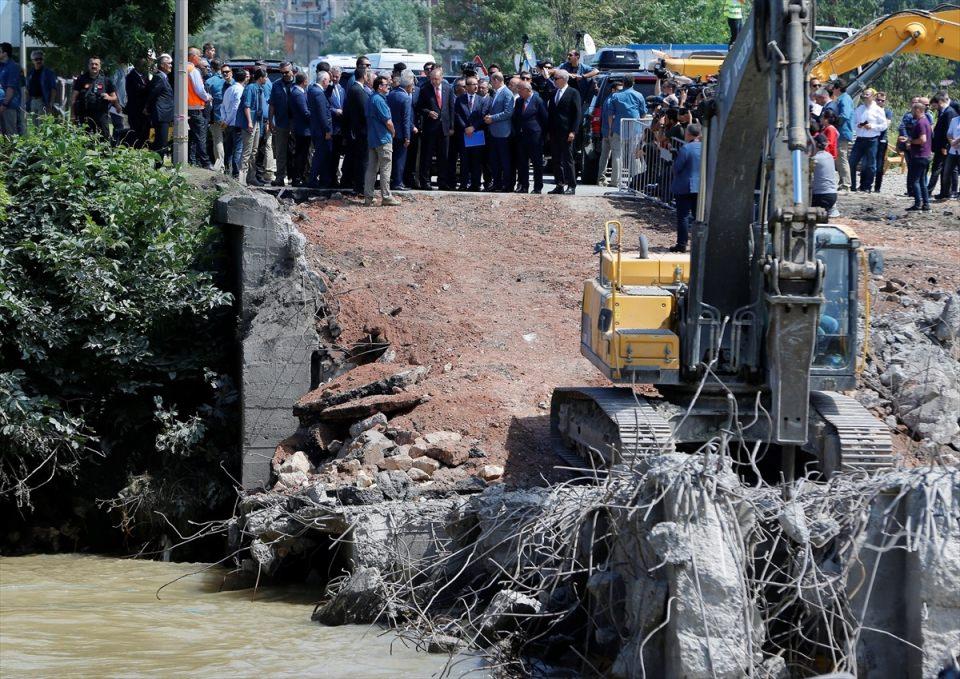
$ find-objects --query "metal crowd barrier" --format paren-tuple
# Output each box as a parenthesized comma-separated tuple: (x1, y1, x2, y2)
(615, 117, 686, 208)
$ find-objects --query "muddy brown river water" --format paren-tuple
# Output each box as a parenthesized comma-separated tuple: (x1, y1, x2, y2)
(0, 554, 483, 678)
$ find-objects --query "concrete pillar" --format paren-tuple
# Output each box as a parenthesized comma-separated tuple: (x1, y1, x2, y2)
(215, 191, 323, 489)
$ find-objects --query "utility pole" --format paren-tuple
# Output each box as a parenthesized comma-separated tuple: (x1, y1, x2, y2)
(425, 1, 433, 55)
(172, 0, 188, 166)
(19, 0, 27, 94)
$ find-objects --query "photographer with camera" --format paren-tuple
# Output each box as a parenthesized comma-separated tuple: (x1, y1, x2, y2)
(72, 56, 118, 140)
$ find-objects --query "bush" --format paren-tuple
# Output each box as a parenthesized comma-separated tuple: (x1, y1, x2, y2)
(0, 121, 237, 551)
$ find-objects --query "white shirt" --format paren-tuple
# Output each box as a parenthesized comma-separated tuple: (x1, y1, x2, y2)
(947, 114, 960, 156)
(221, 82, 243, 127)
(854, 102, 889, 138)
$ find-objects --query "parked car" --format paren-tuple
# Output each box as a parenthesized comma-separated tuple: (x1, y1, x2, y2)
(579, 71, 658, 184)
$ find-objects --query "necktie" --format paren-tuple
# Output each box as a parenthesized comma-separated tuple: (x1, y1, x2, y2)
(555, 89, 561, 105)
(436, 86, 442, 108)
(469, 94, 474, 111)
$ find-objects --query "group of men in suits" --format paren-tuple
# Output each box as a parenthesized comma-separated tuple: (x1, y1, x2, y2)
(395, 67, 582, 194)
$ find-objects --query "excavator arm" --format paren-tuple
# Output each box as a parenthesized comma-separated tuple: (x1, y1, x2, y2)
(810, 4, 960, 86)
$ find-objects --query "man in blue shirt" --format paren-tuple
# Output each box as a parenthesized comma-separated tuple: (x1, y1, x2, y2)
(828, 78, 854, 190)
(238, 68, 266, 186)
(364, 75, 400, 206)
(596, 78, 623, 186)
(0, 42, 25, 137)
(670, 124, 702, 253)
(256, 67, 275, 184)
(387, 73, 415, 191)
(205, 61, 227, 172)
(609, 77, 648, 187)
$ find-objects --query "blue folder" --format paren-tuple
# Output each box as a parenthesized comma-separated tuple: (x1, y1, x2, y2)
(464, 130, 486, 148)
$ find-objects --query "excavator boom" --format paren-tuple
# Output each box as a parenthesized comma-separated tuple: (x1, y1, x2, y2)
(810, 5, 960, 82)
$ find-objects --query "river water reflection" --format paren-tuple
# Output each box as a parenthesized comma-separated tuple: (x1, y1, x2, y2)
(0, 554, 484, 678)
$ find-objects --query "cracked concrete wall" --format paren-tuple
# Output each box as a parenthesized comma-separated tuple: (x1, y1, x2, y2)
(215, 192, 324, 489)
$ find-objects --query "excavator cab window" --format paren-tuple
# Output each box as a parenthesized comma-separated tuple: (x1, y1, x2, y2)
(813, 227, 856, 371)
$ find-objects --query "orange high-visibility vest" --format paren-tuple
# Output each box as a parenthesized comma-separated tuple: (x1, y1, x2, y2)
(186, 63, 205, 109)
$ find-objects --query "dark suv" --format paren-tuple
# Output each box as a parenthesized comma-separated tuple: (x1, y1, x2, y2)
(579, 71, 657, 184)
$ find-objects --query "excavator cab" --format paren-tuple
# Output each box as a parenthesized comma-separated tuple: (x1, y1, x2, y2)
(811, 225, 862, 390)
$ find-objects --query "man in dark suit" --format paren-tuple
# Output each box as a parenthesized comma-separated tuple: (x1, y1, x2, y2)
(670, 123, 702, 252)
(125, 56, 153, 148)
(547, 69, 582, 195)
(307, 70, 333, 188)
(416, 68, 456, 189)
(326, 66, 346, 187)
(343, 66, 371, 193)
(454, 76, 490, 191)
(513, 81, 548, 193)
(147, 54, 174, 166)
(289, 72, 312, 185)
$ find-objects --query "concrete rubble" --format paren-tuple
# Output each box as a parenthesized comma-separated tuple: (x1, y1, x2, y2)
(858, 282, 960, 456)
(232, 450, 958, 677)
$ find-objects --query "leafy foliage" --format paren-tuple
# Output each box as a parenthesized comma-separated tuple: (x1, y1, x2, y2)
(25, 0, 221, 72)
(193, 0, 285, 61)
(0, 121, 237, 550)
(323, 0, 427, 55)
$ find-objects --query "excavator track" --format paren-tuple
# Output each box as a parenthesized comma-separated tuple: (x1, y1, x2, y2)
(811, 391, 894, 474)
(551, 387, 675, 470)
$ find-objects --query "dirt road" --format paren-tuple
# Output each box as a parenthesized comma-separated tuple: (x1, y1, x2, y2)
(296, 186, 958, 483)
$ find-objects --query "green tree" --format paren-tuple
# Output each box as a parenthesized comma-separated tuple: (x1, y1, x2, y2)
(436, 0, 551, 68)
(25, 0, 221, 72)
(0, 121, 236, 551)
(194, 0, 284, 60)
(323, 0, 427, 54)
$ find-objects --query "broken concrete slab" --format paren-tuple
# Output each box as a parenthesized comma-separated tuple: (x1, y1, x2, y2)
(295, 364, 428, 415)
(312, 567, 387, 626)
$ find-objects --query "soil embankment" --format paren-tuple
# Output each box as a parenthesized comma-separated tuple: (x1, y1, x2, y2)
(296, 193, 679, 485)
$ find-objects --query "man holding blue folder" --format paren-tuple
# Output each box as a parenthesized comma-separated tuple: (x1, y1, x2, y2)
(455, 77, 490, 191)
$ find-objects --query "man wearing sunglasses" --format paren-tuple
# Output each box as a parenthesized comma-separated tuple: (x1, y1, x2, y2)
(560, 49, 598, 103)
(25, 50, 57, 125)
(268, 62, 296, 185)
(206, 61, 229, 171)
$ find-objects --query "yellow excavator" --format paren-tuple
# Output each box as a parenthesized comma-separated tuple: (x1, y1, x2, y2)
(654, 4, 959, 97)
(552, 0, 893, 479)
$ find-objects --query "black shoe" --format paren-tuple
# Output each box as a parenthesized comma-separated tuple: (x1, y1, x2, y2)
(669, 243, 688, 253)
(421, 184, 435, 191)
(468, 186, 481, 192)
(548, 186, 565, 195)
(921, 204, 931, 212)
(391, 184, 407, 191)
(531, 187, 542, 194)
(484, 186, 500, 193)
(271, 179, 285, 187)
(564, 187, 576, 195)
(906, 205, 922, 211)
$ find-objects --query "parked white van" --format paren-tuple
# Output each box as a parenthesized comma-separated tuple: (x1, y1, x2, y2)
(366, 49, 436, 74)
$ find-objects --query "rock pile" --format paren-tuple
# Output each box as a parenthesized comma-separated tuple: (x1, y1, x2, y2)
(857, 279, 960, 458)
(270, 363, 504, 503)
